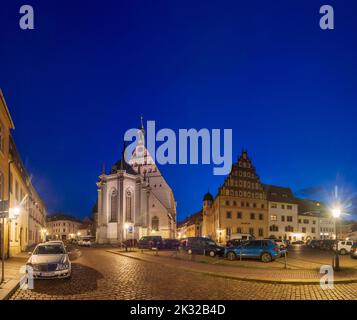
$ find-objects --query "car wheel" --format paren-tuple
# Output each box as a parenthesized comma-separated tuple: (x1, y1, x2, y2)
(261, 252, 272, 263)
(340, 249, 347, 255)
(187, 249, 193, 255)
(227, 251, 236, 261)
(209, 250, 215, 257)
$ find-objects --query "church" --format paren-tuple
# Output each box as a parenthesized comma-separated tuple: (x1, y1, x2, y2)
(96, 119, 177, 244)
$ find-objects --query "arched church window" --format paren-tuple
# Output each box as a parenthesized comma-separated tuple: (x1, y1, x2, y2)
(126, 190, 132, 222)
(110, 189, 118, 222)
(152, 216, 159, 231)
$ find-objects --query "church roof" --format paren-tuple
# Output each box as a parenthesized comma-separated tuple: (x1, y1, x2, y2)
(111, 159, 137, 175)
(203, 192, 213, 201)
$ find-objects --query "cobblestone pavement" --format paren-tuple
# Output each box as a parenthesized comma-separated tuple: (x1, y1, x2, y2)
(10, 248, 357, 300)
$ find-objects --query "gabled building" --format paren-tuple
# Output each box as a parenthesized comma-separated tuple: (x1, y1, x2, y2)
(263, 185, 298, 240)
(202, 150, 268, 244)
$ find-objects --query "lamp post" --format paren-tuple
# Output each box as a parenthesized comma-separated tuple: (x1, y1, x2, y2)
(332, 207, 341, 272)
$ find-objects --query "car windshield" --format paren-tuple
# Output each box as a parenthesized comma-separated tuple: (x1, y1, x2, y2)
(34, 245, 65, 255)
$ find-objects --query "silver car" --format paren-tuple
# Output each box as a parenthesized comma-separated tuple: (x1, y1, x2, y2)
(27, 242, 72, 279)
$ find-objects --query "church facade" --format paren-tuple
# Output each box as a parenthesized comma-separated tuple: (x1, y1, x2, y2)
(96, 123, 177, 244)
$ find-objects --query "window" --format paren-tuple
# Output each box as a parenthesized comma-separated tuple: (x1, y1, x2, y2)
(270, 215, 277, 221)
(287, 216, 293, 222)
(311, 227, 316, 233)
(287, 205, 292, 210)
(259, 213, 263, 220)
(237, 212, 242, 219)
(110, 189, 118, 222)
(226, 211, 232, 219)
(241, 202, 245, 207)
(250, 213, 255, 220)
(226, 227, 231, 236)
(302, 227, 306, 233)
(261, 204, 265, 209)
(271, 203, 277, 208)
(236, 227, 242, 234)
(270, 225, 279, 232)
(281, 216, 285, 222)
(225, 200, 230, 206)
(285, 226, 294, 232)
(258, 228, 263, 237)
(126, 190, 132, 221)
(281, 204, 285, 209)
(152, 216, 159, 231)
(303, 219, 309, 224)
(9, 172, 13, 194)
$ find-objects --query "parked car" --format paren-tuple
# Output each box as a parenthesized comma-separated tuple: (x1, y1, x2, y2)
(162, 239, 180, 250)
(225, 239, 280, 262)
(265, 239, 287, 249)
(181, 237, 224, 257)
(78, 239, 92, 247)
(333, 240, 355, 255)
(308, 240, 320, 249)
(229, 233, 255, 241)
(27, 242, 71, 279)
(138, 236, 163, 249)
(321, 240, 335, 250)
(350, 243, 357, 259)
(226, 239, 248, 247)
(291, 240, 305, 245)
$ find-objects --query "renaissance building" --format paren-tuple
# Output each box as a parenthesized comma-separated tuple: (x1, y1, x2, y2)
(96, 121, 177, 244)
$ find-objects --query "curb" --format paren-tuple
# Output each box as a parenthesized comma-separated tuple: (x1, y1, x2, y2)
(0, 275, 25, 300)
(106, 250, 357, 285)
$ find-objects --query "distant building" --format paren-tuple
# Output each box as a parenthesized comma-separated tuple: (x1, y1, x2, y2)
(46, 214, 82, 241)
(177, 211, 203, 238)
(78, 217, 94, 238)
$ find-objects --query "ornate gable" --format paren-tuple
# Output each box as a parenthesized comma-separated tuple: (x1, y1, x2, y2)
(219, 150, 265, 200)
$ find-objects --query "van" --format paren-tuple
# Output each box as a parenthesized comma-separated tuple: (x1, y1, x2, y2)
(181, 237, 224, 257)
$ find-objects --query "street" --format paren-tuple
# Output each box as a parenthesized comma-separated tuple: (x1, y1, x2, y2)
(10, 247, 357, 300)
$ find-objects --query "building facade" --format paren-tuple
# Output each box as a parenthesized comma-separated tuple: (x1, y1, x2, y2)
(96, 123, 177, 244)
(46, 214, 82, 241)
(202, 151, 269, 244)
(0, 89, 15, 258)
(177, 211, 202, 239)
(264, 185, 298, 240)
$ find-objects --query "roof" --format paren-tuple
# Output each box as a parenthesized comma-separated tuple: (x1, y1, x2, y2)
(111, 159, 137, 175)
(177, 210, 202, 228)
(295, 198, 328, 217)
(203, 192, 213, 201)
(47, 214, 82, 223)
(0, 89, 15, 129)
(262, 184, 296, 203)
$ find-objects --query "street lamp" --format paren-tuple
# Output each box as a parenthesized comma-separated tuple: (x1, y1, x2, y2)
(332, 205, 342, 271)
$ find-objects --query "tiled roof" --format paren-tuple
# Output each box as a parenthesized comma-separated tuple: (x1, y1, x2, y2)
(262, 184, 296, 203)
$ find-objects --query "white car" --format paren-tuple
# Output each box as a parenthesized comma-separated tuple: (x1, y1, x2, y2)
(333, 240, 355, 255)
(27, 242, 71, 279)
(78, 239, 91, 247)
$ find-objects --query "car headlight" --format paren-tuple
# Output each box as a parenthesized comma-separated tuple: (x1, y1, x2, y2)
(29, 264, 40, 271)
(57, 263, 70, 270)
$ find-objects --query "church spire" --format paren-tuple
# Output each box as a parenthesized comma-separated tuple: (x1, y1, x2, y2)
(140, 114, 145, 134)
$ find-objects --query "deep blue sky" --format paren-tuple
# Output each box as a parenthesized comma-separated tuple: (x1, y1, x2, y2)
(0, 0, 356, 221)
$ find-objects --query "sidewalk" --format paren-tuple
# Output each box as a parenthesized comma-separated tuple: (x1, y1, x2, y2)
(107, 249, 357, 284)
(0, 253, 28, 300)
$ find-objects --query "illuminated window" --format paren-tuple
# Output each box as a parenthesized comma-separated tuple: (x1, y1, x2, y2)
(110, 189, 118, 222)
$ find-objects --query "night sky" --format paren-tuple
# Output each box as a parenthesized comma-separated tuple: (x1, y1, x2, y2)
(0, 0, 356, 221)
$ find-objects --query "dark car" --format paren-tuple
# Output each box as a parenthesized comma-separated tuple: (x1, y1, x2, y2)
(138, 236, 163, 249)
(182, 237, 224, 257)
(291, 240, 305, 245)
(225, 239, 280, 262)
(350, 243, 357, 259)
(321, 240, 335, 250)
(308, 240, 319, 248)
(162, 239, 180, 250)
